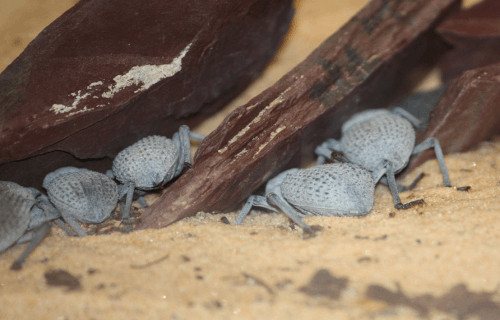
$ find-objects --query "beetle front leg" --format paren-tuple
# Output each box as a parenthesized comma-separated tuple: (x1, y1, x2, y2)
(189, 131, 205, 141)
(392, 107, 422, 129)
(315, 138, 342, 165)
(235, 195, 278, 225)
(172, 125, 192, 177)
(11, 223, 51, 270)
(266, 193, 313, 234)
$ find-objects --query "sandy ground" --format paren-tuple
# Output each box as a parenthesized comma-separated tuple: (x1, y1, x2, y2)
(2, 1, 500, 319)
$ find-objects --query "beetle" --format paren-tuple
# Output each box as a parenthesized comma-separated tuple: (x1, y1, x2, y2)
(235, 163, 376, 233)
(43, 167, 119, 236)
(315, 107, 451, 209)
(0, 181, 60, 269)
(111, 125, 204, 222)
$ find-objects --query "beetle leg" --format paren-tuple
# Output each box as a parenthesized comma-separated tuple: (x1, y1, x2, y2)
(171, 131, 183, 177)
(235, 195, 278, 225)
(11, 222, 51, 270)
(189, 131, 205, 141)
(315, 138, 342, 165)
(412, 137, 451, 187)
(63, 216, 87, 236)
(173, 125, 193, 177)
(54, 218, 76, 236)
(397, 172, 425, 192)
(384, 161, 425, 210)
(266, 193, 313, 234)
(137, 196, 148, 208)
(379, 172, 425, 192)
(178, 125, 192, 167)
(392, 107, 422, 129)
(15, 231, 33, 244)
(120, 182, 136, 223)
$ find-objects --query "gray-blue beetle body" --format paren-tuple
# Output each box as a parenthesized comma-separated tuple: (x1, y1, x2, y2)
(43, 167, 119, 236)
(0, 181, 60, 269)
(236, 163, 375, 233)
(316, 108, 452, 209)
(111, 125, 204, 222)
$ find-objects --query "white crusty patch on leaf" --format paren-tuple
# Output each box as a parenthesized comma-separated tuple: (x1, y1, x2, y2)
(49, 89, 92, 115)
(49, 43, 192, 115)
(102, 43, 192, 99)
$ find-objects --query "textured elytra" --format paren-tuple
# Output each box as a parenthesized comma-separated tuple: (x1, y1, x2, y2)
(341, 110, 415, 173)
(1, 181, 60, 269)
(0, 185, 33, 252)
(45, 169, 118, 224)
(0, 181, 38, 202)
(43, 167, 82, 189)
(281, 163, 375, 216)
(112, 136, 178, 189)
(1, 181, 59, 238)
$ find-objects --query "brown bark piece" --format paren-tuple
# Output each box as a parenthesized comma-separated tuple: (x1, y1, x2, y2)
(138, 0, 460, 229)
(437, 0, 500, 80)
(437, 0, 500, 45)
(0, 0, 293, 188)
(408, 63, 500, 171)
